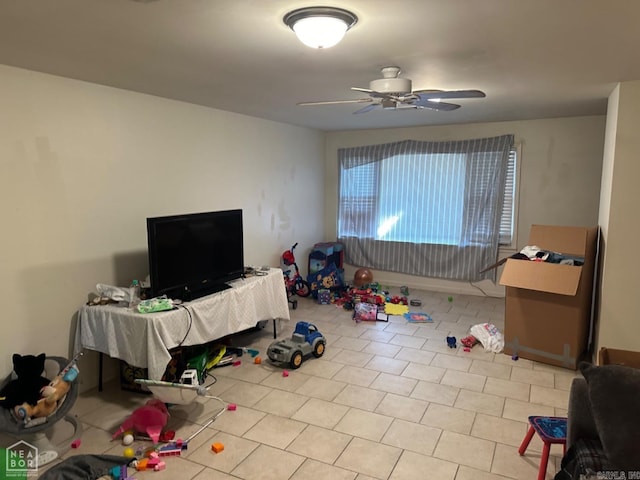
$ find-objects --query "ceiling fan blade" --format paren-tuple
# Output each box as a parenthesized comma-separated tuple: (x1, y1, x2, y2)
(414, 100, 461, 111)
(413, 89, 486, 100)
(353, 103, 380, 114)
(297, 98, 372, 106)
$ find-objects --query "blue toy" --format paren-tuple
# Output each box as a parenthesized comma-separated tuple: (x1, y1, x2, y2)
(267, 321, 326, 369)
(446, 335, 457, 348)
(109, 464, 135, 480)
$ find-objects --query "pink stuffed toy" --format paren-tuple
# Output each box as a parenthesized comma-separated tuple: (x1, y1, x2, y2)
(112, 398, 169, 444)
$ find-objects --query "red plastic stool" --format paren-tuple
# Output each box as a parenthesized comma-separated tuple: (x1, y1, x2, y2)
(518, 416, 567, 480)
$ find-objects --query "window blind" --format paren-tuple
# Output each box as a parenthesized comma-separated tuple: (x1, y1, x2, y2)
(499, 146, 517, 246)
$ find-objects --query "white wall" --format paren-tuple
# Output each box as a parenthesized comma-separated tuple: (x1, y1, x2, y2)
(0, 62, 611, 386)
(325, 116, 605, 296)
(596, 81, 640, 352)
(0, 65, 325, 386)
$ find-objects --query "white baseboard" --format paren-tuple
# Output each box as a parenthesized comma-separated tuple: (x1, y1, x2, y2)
(343, 266, 506, 298)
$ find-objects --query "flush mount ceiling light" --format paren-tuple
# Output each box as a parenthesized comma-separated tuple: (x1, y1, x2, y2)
(283, 6, 358, 49)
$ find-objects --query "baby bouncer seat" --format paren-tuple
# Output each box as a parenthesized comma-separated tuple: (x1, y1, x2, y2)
(0, 355, 83, 467)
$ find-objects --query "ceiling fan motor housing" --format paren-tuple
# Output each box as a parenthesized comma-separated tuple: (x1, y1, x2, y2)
(369, 77, 412, 94)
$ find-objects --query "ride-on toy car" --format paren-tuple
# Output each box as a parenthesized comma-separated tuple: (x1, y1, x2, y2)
(267, 321, 326, 369)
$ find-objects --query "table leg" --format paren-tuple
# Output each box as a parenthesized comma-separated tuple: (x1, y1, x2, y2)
(98, 352, 103, 392)
(273, 318, 277, 339)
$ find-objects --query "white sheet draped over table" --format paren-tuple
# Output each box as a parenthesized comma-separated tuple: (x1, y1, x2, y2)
(74, 268, 290, 380)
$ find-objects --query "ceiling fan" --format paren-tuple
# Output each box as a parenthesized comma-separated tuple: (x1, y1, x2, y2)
(298, 66, 485, 114)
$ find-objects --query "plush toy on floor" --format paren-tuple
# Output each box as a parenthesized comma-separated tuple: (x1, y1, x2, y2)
(0, 353, 50, 409)
(112, 398, 170, 444)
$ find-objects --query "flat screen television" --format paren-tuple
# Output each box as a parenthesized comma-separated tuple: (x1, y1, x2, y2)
(146, 209, 244, 301)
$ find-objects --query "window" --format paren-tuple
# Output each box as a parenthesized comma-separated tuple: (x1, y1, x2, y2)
(337, 135, 514, 282)
(340, 153, 467, 245)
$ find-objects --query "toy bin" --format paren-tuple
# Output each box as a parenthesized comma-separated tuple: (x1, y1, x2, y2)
(308, 242, 344, 276)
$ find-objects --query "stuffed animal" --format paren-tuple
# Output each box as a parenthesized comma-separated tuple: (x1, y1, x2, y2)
(112, 398, 170, 444)
(14, 371, 71, 420)
(0, 353, 50, 409)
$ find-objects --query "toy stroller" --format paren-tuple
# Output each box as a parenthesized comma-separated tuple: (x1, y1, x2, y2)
(281, 243, 310, 309)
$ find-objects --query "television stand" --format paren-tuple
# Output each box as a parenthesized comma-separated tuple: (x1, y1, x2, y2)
(74, 268, 290, 386)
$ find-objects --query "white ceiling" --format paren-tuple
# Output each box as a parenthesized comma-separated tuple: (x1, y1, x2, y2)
(1, 0, 639, 131)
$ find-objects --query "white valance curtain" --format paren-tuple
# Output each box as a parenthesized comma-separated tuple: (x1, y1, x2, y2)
(337, 134, 514, 282)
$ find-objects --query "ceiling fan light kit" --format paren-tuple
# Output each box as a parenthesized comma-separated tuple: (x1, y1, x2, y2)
(283, 6, 358, 49)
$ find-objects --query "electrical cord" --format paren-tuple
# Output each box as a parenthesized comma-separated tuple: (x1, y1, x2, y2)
(469, 281, 502, 298)
(204, 371, 218, 388)
(469, 282, 490, 296)
(175, 304, 193, 348)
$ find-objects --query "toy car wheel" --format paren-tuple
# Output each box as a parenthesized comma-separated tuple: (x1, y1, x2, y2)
(312, 341, 325, 358)
(290, 351, 303, 369)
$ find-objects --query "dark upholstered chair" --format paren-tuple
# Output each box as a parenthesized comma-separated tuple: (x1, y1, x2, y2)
(556, 363, 640, 478)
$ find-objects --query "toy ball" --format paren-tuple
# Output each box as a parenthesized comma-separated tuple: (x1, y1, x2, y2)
(354, 268, 373, 287)
(122, 433, 134, 446)
(447, 296, 453, 303)
(123, 447, 135, 458)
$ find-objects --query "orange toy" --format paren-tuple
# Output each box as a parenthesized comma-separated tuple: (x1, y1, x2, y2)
(211, 442, 224, 453)
(353, 268, 373, 287)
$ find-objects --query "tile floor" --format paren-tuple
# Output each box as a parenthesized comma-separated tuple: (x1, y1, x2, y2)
(5, 288, 580, 479)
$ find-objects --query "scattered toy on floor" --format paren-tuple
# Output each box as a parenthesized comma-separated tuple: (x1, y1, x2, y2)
(403, 312, 433, 323)
(446, 336, 457, 348)
(353, 268, 373, 287)
(267, 321, 326, 369)
(112, 398, 169, 444)
(211, 442, 224, 453)
(122, 432, 134, 446)
(157, 439, 187, 457)
(460, 335, 478, 348)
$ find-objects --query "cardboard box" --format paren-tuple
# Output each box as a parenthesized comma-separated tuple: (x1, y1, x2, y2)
(499, 225, 598, 369)
(599, 347, 640, 368)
